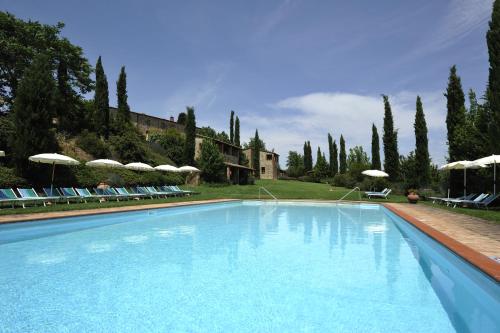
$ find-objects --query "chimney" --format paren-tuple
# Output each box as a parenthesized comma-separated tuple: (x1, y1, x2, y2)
(169, 116, 175, 122)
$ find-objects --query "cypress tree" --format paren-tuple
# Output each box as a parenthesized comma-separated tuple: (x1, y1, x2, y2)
(339, 135, 347, 174)
(183, 107, 196, 165)
(445, 65, 466, 161)
(303, 142, 309, 172)
(371, 124, 381, 170)
(252, 129, 261, 178)
(305, 141, 313, 171)
(414, 96, 430, 186)
(229, 110, 235, 143)
(487, 0, 500, 152)
(177, 112, 187, 125)
(332, 140, 338, 176)
(116, 66, 131, 128)
(234, 116, 240, 146)
(328, 133, 335, 176)
(382, 95, 399, 181)
(94, 56, 110, 139)
(55, 59, 81, 133)
(12, 54, 59, 175)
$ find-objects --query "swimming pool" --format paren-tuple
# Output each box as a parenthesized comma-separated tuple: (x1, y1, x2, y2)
(0, 201, 498, 332)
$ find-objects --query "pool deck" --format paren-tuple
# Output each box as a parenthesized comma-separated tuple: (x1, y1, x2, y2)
(384, 203, 500, 281)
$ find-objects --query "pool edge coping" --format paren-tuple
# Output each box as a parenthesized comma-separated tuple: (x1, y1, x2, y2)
(383, 203, 500, 282)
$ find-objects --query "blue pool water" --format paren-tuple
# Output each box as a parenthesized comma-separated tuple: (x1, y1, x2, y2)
(0, 201, 498, 332)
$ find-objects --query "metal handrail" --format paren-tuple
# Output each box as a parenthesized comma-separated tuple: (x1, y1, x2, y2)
(259, 187, 278, 200)
(338, 186, 361, 201)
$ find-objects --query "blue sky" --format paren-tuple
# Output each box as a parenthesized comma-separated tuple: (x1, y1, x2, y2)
(2, 0, 494, 165)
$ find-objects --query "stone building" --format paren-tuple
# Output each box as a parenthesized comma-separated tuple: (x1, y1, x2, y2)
(109, 107, 253, 183)
(195, 135, 253, 184)
(243, 148, 280, 180)
(109, 107, 184, 139)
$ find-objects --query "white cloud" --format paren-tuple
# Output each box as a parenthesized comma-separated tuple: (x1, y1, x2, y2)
(240, 91, 448, 167)
(406, 0, 492, 60)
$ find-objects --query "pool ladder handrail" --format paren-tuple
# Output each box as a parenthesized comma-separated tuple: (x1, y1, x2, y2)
(338, 186, 361, 201)
(259, 187, 278, 200)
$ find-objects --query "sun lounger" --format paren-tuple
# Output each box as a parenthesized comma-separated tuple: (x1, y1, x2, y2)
(145, 186, 175, 197)
(43, 187, 75, 204)
(456, 193, 498, 209)
(135, 186, 161, 198)
(432, 193, 476, 205)
(474, 194, 499, 209)
(74, 188, 106, 203)
(17, 188, 58, 207)
(114, 187, 145, 200)
(167, 185, 198, 195)
(367, 189, 392, 199)
(448, 193, 488, 208)
(0, 188, 27, 208)
(93, 188, 121, 201)
(60, 187, 86, 203)
(365, 188, 388, 196)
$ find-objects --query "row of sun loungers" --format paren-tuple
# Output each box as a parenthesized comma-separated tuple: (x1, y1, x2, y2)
(429, 193, 499, 209)
(0, 185, 198, 209)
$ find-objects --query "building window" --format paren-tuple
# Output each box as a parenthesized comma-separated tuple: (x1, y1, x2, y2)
(266, 154, 272, 160)
(261, 167, 266, 174)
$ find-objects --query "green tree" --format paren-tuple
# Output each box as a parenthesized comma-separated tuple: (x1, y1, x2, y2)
(252, 130, 261, 178)
(339, 135, 347, 174)
(303, 141, 313, 172)
(94, 56, 110, 139)
(445, 65, 466, 161)
(234, 116, 240, 146)
(347, 146, 370, 181)
(197, 139, 225, 183)
(332, 140, 338, 176)
(183, 106, 196, 165)
(371, 124, 381, 170)
(115, 66, 131, 129)
(150, 128, 186, 165)
(487, 0, 500, 152)
(229, 110, 234, 143)
(328, 133, 337, 177)
(382, 95, 399, 181)
(414, 96, 430, 186)
(314, 147, 330, 179)
(286, 151, 305, 177)
(177, 112, 187, 125)
(12, 54, 59, 175)
(0, 12, 93, 110)
(55, 59, 84, 134)
(400, 152, 418, 189)
(444, 66, 466, 195)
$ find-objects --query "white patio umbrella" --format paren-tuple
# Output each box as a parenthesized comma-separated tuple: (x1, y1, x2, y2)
(361, 170, 389, 177)
(472, 155, 500, 195)
(29, 153, 80, 192)
(125, 162, 155, 172)
(439, 160, 486, 197)
(86, 159, 124, 169)
(0, 151, 5, 157)
(154, 164, 180, 172)
(178, 165, 200, 172)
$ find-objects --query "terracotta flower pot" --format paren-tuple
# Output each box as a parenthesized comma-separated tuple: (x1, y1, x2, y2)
(407, 193, 419, 204)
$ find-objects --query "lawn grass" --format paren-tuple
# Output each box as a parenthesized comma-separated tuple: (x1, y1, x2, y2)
(0, 179, 498, 222)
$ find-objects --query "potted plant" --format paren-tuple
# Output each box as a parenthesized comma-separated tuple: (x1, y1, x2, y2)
(406, 189, 419, 204)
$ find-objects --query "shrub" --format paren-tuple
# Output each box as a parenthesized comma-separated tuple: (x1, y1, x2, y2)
(109, 130, 146, 164)
(332, 173, 357, 188)
(150, 128, 185, 165)
(76, 130, 111, 158)
(0, 166, 28, 187)
(358, 177, 390, 192)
